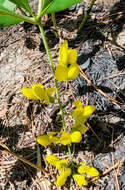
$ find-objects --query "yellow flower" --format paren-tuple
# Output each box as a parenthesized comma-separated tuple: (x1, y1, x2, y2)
(37, 135, 51, 146)
(55, 41, 80, 81)
(72, 123, 87, 134)
(72, 100, 96, 120)
(55, 160, 68, 169)
(71, 100, 96, 134)
(60, 131, 82, 145)
(36, 132, 59, 146)
(22, 84, 55, 104)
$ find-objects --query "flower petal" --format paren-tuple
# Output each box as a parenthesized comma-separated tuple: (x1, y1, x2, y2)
(46, 88, 56, 96)
(55, 160, 68, 169)
(68, 64, 80, 80)
(55, 65, 68, 81)
(46, 155, 60, 166)
(32, 84, 45, 101)
(21, 88, 37, 99)
(56, 174, 67, 187)
(83, 105, 96, 118)
(60, 131, 71, 145)
(72, 123, 87, 134)
(71, 131, 82, 143)
(36, 135, 51, 146)
(68, 49, 77, 65)
(59, 41, 68, 65)
(73, 174, 88, 187)
(85, 166, 99, 177)
(74, 100, 83, 108)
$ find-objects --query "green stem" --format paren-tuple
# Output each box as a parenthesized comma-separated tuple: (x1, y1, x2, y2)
(78, 0, 96, 32)
(51, 12, 58, 37)
(36, 0, 53, 20)
(38, 22, 65, 130)
(38, 22, 73, 161)
(68, 145, 73, 161)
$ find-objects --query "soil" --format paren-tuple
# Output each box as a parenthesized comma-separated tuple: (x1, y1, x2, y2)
(0, 0, 125, 190)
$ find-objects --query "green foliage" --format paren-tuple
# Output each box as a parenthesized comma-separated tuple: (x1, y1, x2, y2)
(8, 0, 33, 15)
(0, 0, 21, 28)
(0, 0, 82, 28)
(1, 0, 16, 11)
(44, 0, 82, 14)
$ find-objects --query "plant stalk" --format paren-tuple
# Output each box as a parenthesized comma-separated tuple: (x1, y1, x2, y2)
(38, 22, 72, 161)
(51, 12, 58, 37)
(38, 22, 66, 131)
(78, 0, 96, 32)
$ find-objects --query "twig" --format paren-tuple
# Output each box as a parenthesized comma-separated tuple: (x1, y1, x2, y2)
(79, 68, 125, 106)
(91, 156, 125, 183)
(0, 142, 44, 172)
(86, 122, 101, 142)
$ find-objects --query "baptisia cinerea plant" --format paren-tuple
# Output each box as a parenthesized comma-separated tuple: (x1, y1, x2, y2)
(21, 41, 99, 187)
(0, 0, 99, 188)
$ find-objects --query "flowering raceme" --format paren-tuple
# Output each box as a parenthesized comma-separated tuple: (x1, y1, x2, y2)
(55, 40, 80, 81)
(22, 84, 55, 104)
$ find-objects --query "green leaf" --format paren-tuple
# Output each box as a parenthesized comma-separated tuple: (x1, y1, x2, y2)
(0, 3, 21, 28)
(8, 0, 33, 15)
(44, 0, 82, 14)
(2, 0, 16, 11)
(41, 0, 53, 12)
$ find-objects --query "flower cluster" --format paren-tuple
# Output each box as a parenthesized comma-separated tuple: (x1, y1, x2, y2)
(46, 155, 99, 187)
